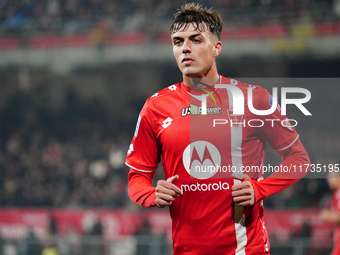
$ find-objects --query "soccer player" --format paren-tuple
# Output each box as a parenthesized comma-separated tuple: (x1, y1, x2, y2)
(126, 3, 310, 254)
(319, 172, 340, 255)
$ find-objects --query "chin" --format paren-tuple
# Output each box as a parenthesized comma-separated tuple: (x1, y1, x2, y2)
(183, 70, 201, 77)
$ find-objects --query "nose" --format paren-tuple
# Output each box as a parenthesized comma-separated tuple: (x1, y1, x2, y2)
(182, 40, 191, 54)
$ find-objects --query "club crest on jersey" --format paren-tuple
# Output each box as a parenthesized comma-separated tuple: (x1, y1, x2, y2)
(227, 108, 244, 128)
(181, 104, 222, 117)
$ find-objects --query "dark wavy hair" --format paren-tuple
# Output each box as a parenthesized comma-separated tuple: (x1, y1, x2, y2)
(170, 3, 223, 40)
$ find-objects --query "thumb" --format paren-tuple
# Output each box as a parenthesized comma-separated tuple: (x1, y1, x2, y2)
(231, 173, 250, 181)
(167, 175, 179, 183)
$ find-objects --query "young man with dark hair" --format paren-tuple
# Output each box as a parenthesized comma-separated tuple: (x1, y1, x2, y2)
(126, 3, 310, 254)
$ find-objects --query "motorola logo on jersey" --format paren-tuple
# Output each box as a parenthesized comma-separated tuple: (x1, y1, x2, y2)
(181, 181, 230, 192)
(182, 141, 221, 179)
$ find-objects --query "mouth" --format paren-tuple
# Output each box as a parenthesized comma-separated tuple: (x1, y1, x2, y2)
(182, 57, 194, 65)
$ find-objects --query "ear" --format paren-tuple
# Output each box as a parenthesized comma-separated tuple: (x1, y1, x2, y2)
(213, 41, 222, 57)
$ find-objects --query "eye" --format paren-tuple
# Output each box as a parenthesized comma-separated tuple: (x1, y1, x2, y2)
(193, 38, 201, 44)
(173, 39, 182, 46)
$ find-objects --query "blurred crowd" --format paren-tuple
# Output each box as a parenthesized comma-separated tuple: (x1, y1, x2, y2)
(0, 88, 131, 208)
(0, 0, 338, 36)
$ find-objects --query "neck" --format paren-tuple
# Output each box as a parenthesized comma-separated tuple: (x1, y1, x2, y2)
(183, 73, 220, 88)
(182, 63, 220, 88)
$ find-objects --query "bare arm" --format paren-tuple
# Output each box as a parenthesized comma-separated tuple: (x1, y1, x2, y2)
(319, 209, 340, 224)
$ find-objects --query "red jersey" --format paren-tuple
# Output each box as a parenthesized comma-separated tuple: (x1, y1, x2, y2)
(331, 189, 340, 255)
(126, 76, 310, 255)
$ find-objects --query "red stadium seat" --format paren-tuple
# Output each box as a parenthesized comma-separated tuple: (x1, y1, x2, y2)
(0, 38, 20, 49)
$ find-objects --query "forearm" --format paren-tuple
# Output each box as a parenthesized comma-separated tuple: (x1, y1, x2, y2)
(320, 209, 340, 224)
(327, 212, 340, 224)
(128, 169, 157, 207)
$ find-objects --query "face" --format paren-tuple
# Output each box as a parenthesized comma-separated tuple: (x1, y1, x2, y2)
(171, 23, 222, 82)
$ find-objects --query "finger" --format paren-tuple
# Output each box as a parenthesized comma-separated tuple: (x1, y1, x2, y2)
(156, 193, 175, 203)
(171, 185, 183, 196)
(232, 181, 251, 191)
(156, 198, 172, 208)
(156, 190, 180, 207)
(155, 185, 178, 198)
(156, 198, 173, 207)
(167, 175, 179, 183)
(166, 175, 183, 195)
(235, 200, 254, 207)
(231, 189, 252, 198)
(233, 195, 254, 207)
(156, 181, 182, 199)
(157, 181, 182, 196)
(233, 195, 252, 203)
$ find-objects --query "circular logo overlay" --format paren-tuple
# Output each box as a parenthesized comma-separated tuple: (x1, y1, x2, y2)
(182, 141, 221, 179)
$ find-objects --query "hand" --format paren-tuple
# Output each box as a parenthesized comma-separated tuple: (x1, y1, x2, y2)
(155, 175, 183, 208)
(231, 174, 255, 207)
(319, 209, 338, 223)
(319, 209, 332, 222)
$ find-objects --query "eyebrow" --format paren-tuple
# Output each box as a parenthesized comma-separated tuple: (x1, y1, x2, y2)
(172, 33, 202, 41)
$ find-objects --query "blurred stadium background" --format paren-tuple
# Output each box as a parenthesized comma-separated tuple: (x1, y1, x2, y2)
(0, 0, 340, 254)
